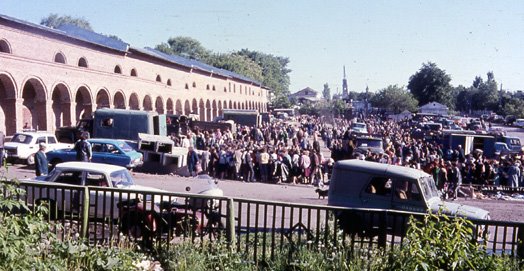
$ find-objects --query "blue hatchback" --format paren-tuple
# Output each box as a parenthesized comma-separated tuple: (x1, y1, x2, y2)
(47, 138, 143, 169)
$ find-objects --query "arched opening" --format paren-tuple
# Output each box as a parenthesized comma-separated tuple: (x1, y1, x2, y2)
(184, 100, 191, 115)
(54, 52, 66, 64)
(166, 98, 174, 115)
(167, 79, 172, 86)
(75, 86, 92, 120)
(113, 91, 126, 109)
(233, 102, 238, 109)
(155, 96, 164, 114)
(96, 89, 110, 109)
(175, 100, 183, 115)
(224, 87, 227, 92)
(130, 68, 137, 77)
(114, 65, 122, 74)
(78, 57, 88, 68)
(212, 100, 217, 120)
(191, 99, 198, 116)
(212, 85, 216, 91)
(205, 99, 211, 121)
(0, 73, 17, 134)
(228, 100, 232, 109)
(0, 39, 12, 54)
(185, 83, 189, 90)
(192, 82, 196, 88)
(199, 99, 205, 121)
(218, 101, 223, 117)
(129, 93, 140, 110)
(156, 75, 162, 82)
(143, 95, 153, 111)
(22, 78, 47, 130)
(206, 84, 210, 90)
(51, 83, 71, 130)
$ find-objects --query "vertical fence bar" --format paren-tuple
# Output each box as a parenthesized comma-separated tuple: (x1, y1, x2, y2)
(81, 186, 90, 239)
(226, 197, 236, 248)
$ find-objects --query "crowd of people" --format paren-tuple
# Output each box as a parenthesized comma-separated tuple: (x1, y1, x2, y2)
(181, 112, 523, 199)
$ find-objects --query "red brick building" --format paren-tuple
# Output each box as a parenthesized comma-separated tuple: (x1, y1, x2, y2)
(0, 15, 268, 135)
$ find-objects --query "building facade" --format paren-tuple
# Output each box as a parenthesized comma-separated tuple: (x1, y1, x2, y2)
(0, 15, 268, 135)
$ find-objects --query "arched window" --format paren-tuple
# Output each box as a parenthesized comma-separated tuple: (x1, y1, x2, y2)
(192, 82, 196, 88)
(224, 87, 227, 92)
(54, 52, 66, 64)
(185, 83, 189, 89)
(130, 68, 137, 77)
(78, 57, 88, 68)
(212, 85, 216, 91)
(206, 84, 210, 90)
(156, 75, 162, 82)
(0, 39, 11, 53)
(167, 79, 172, 86)
(114, 65, 122, 74)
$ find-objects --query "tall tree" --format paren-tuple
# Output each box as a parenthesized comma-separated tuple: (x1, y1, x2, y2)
(371, 85, 418, 114)
(322, 83, 331, 101)
(155, 36, 211, 61)
(40, 14, 93, 31)
(407, 62, 453, 108)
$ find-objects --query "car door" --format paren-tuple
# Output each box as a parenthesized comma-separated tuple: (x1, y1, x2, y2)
(104, 143, 128, 167)
(391, 179, 426, 213)
(85, 171, 115, 219)
(52, 169, 84, 213)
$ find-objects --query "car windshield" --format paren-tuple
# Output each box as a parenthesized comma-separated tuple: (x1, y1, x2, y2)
(352, 123, 365, 129)
(11, 134, 32, 144)
(117, 141, 134, 152)
(110, 170, 134, 187)
(357, 139, 382, 148)
(420, 176, 440, 199)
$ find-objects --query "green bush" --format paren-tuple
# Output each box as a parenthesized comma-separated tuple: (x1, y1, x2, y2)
(383, 213, 519, 271)
(0, 180, 154, 271)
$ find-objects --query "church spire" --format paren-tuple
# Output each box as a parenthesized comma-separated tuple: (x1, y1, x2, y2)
(342, 66, 348, 98)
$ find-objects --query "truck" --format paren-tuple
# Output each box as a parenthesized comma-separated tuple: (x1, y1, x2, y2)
(222, 109, 261, 127)
(55, 109, 166, 143)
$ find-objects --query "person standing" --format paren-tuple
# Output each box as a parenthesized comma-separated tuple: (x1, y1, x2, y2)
(187, 146, 198, 177)
(74, 132, 92, 162)
(35, 143, 48, 176)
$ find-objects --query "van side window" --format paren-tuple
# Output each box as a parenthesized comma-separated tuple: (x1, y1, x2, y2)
(101, 118, 114, 127)
(393, 180, 422, 201)
(365, 177, 392, 196)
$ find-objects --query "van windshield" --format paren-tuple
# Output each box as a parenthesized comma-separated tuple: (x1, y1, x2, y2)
(420, 176, 440, 200)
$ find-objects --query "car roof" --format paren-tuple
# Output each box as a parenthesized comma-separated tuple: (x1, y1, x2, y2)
(88, 138, 125, 144)
(334, 160, 428, 180)
(14, 131, 54, 136)
(55, 161, 126, 174)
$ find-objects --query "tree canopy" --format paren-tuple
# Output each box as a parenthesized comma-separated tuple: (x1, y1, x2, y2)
(408, 62, 453, 108)
(371, 85, 418, 114)
(322, 83, 331, 101)
(40, 13, 93, 31)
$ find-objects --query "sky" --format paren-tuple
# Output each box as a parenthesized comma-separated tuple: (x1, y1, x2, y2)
(1, 0, 523, 94)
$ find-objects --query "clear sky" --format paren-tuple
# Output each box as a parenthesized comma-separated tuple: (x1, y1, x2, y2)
(1, 0, 523, 94)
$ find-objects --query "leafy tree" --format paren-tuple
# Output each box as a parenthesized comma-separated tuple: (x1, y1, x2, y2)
(407, 62, 453, 108)
(370, 85, 418, 114)
(322, 83, 331, 101)
(40, 13, 93, 31)
(499, 97, 524, 118)
(209, 53, 263, 82)
(155, 36, 211, 60)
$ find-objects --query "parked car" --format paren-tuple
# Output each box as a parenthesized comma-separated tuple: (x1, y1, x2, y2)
(514, 119, 524, 128)
(23, 162, 166, 218)
(4, 132, 72, 165)
(46, 138, 143, 169)
(351, 122, 368, 135)
(354, 137, 384, 155)
(328, 160, 490, 236)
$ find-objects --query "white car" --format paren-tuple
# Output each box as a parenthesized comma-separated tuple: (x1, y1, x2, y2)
(351, 122, 368, 134)
(514, 119, 524, 128)
(22, 162, 168, 218)
(4, 131, 72, 165)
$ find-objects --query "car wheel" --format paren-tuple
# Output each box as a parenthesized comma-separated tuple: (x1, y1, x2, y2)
(26, 154, 35, 166)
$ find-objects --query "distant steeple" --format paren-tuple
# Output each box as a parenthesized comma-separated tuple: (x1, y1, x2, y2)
(342, 66, 348, 98)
